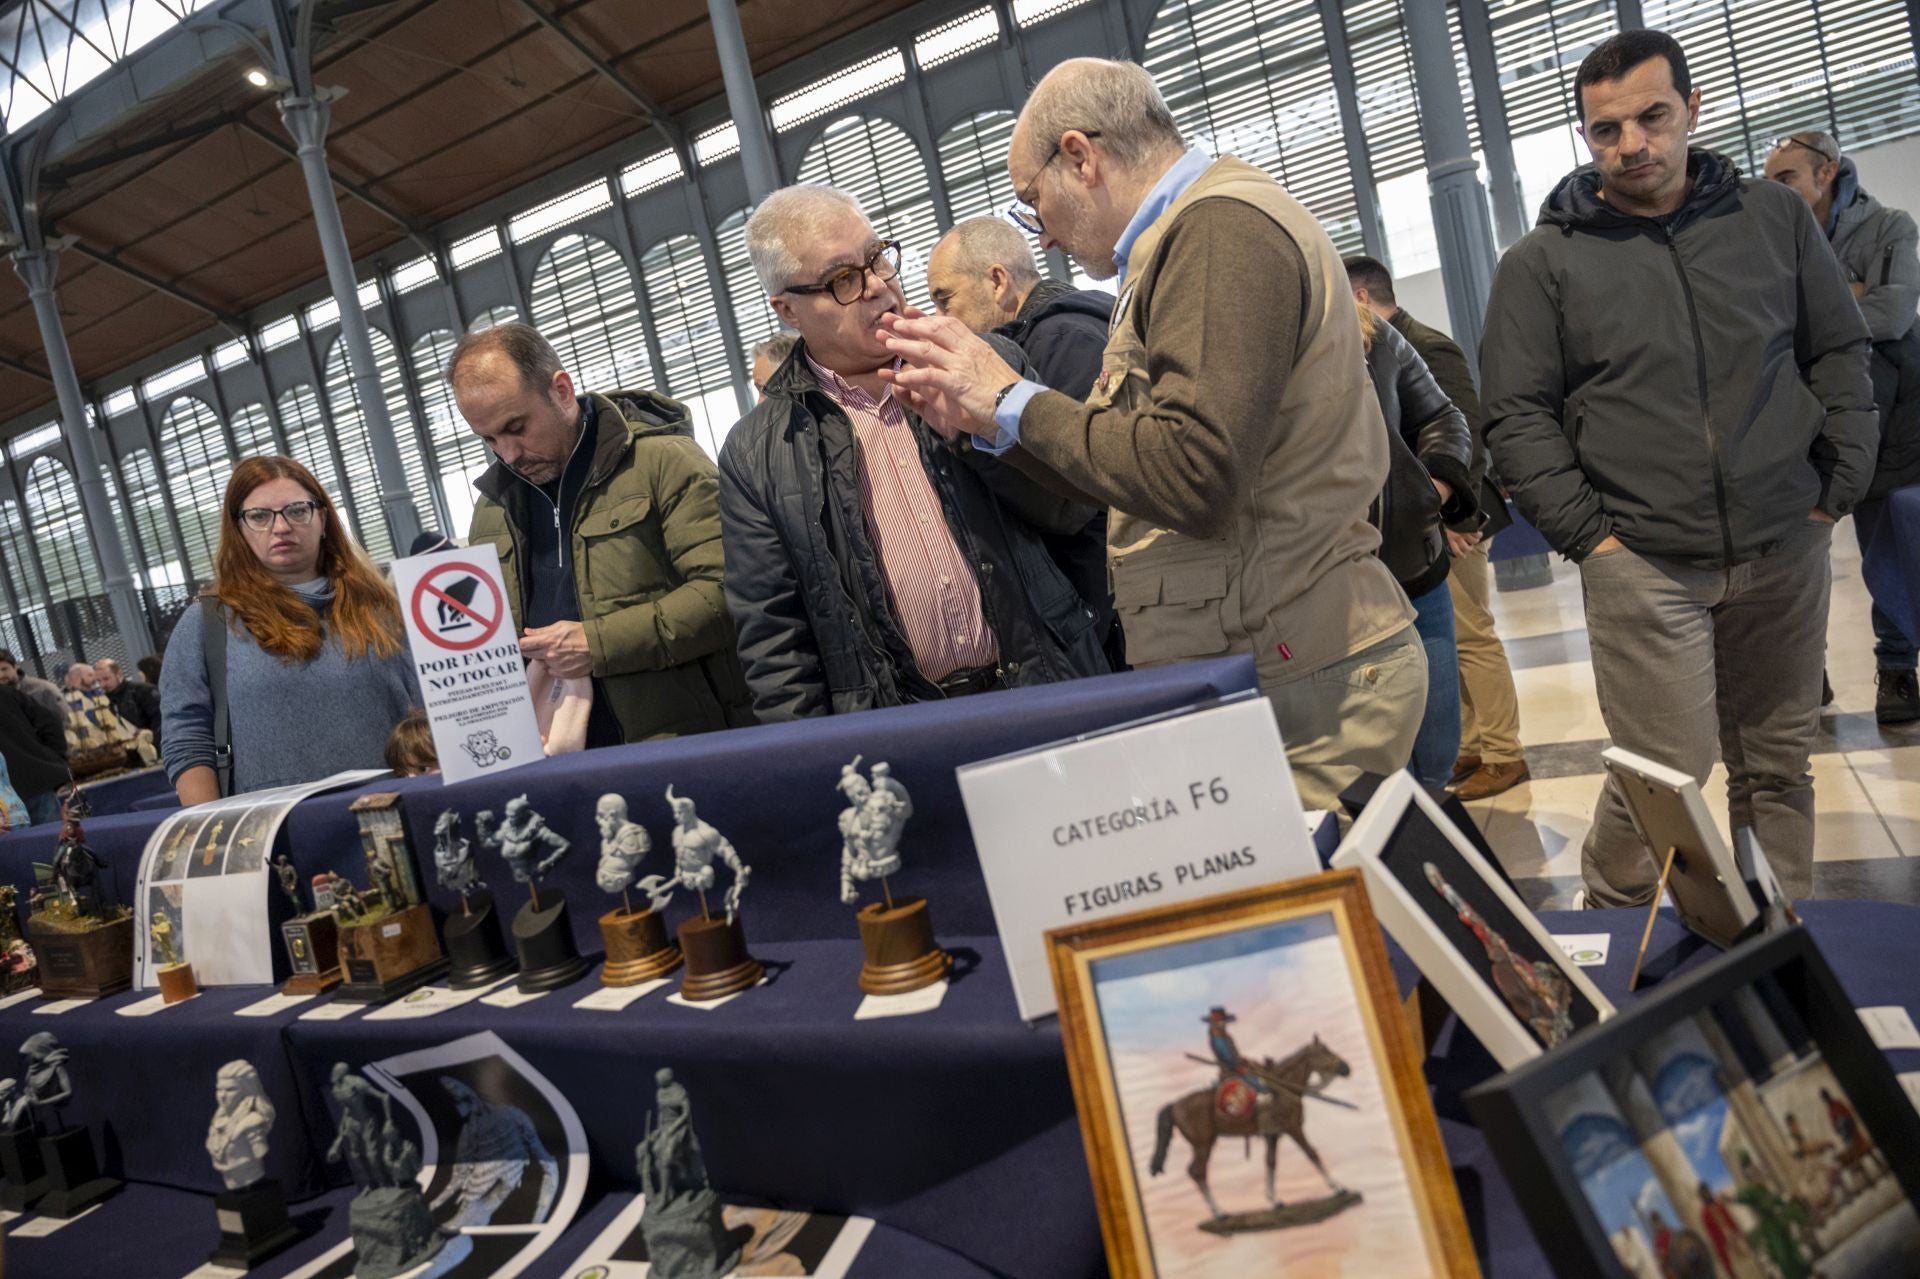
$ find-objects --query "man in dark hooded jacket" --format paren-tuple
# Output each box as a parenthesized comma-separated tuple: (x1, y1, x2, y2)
(1481, 30, 1876, 906)
(1765, 129, 1920, 724)
(928, 217, 1120, 662)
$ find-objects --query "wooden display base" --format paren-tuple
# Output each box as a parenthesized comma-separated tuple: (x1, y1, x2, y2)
(599, 907, 682, 986)
(0, 1120, 46, 1211)
(281, 912, 343, 997)
(36, 1125, 121, 1218)
(29, 913, 133, 1000)
(677, 912, 762, 1002)
(157, 962, 198, 1003)
(337, 904, 449, 1005)
(211, 1178, 300, 1270)
(856, 897, 950, 995)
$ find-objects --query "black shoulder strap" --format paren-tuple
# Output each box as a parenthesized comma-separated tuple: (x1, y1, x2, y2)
(202, 597, 232, 798)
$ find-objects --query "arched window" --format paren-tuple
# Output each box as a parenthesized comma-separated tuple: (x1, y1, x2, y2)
(796, 115, 940, 309)
(936, 109, 1054, 280)
(24, 457, 102, 600)
(715, 208, 780, 371)
(323, 328, 429, 562)
(527, 233, 654, 394)
(640, 235, 740, 457)
(275, 384, 355, 544)
(0, 500, 35, 605)
(230, 403, 278, 457)
(117, 448, 183, 588)
(411, 329, 492, 536)
(1143, 0, 1362, 251)
(157, 396, 232, 586)
(469, 306, 520, 333)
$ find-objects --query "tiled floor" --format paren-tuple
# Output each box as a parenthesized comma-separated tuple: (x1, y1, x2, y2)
(1467, 520, 1920, 909)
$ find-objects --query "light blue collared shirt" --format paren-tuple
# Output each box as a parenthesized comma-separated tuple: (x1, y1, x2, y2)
(983, 148, 1215, 454)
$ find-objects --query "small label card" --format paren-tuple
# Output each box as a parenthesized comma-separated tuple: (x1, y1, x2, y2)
(235, 991, 315, 1018)
(299, 999, 363, 1021)
(182, 1263, 248, 1279)
(574, 978, 671, 1011)
(1899, 1072, 1920, 1113)
(31, 999, 89, 1016)
(1859, 1005, 1920, 1051)
(11, 1203, 99, 1236)
(365, 979, 510, 1021)
(116, 991, 194, 1017)
(479, 985, 546, 1009)
(0, 988, 42, 1011)
(1552, 933, 1613, 968)
(855, 979, 950, 1021)
(667, 978, 766, 1011)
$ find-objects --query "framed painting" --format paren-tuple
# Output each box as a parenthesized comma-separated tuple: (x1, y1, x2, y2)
(1047, 869, 1478, 1278)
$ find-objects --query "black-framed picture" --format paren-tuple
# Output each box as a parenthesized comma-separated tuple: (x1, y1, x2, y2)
(1466, 926, 1920, 1279)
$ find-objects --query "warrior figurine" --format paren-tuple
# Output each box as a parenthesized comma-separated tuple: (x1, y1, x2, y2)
(206, 1060, 276, 1191)
(636, 1067, 737, 1279)
(1204, 1007, 1273, 1107)
(1424, 863, 1574, 1047)
(475, 796, 571, 887)
(432, 811, 484, 900)
(428, 1076, 558, 1230)
(836, 757, 912, 906)
(327, 1063, 397, 1190)
(273, 853, 303, 914)
(636, 788, 749, 925)
(21, 1032, 71, 1128)
(50, 792, 108, 919)
(595, 795, 653, 906)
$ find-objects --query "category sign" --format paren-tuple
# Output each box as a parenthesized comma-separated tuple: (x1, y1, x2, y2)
(956, 696, 1318, 1020)
(392, 543, 544, 784)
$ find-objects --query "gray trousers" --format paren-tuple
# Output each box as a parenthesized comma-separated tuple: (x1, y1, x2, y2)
(1265, 625, 1428, 816)
(1579, 522, 1833, 905)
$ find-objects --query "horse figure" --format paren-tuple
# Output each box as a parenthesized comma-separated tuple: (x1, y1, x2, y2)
(1148, 1034, 1351, 1219)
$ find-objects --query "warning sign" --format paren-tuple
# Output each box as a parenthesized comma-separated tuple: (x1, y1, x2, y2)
(391, 543, 545, 784)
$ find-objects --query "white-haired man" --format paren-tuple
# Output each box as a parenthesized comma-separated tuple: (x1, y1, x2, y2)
(880, 59, 1423, 810)
(928, 216, 1120, 663)
(717, 185, 1108, 720)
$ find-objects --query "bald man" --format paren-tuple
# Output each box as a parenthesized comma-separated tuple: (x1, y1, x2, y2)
(928, 218, 1120, 661)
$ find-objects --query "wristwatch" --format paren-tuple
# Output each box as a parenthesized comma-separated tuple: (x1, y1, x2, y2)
(992, 380, 1022, 414)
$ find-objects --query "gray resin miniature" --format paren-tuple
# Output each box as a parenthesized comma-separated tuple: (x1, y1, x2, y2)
(836, 756, 913, 905)
(636, 1068, 739, 1279)
(433, 810, 485, 900)
(21, 1032, 70, 1127)
(206, 1060, 275, 1191)
(273, 853, 302, 914)
(637, 788, 750, 925)
(476, 796, 571, 892)
(595, 794, 652, 904)
(0, 1078, 27, 1130)
(327, 1062, 443, 1279)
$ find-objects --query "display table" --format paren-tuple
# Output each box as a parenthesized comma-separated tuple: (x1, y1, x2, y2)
(72, 764, 175, 817)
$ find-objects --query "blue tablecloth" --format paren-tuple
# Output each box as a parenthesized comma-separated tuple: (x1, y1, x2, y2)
(72, 765, 175, 817)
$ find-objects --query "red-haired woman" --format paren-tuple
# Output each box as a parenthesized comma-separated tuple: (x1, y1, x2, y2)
(161, 456, 421, 803)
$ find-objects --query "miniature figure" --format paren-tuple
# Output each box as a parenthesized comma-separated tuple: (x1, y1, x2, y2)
(476, 796, 571, 905)
(638, 787, 750, 924)
(150, 909, 180, 968)
(637, 1068, 739, 1279)
(1423, 862, 1574, 1048)
(831, 759, 949, 996)
(433, 810, 516, 989)
(327, 1062, 443, 1279)
(334, 794, 448, 1004)
(593, 794, 681, 986)
(206, 1060, 275, 1191)
(433, 810, 484, 901)
(428, 1076, 558, 1229)
(476, 796, 586, 992)
(21, 1032, 70, 1126)
(0, 886, 38, 996)
(50, 792, 109, 919)
(596, 794, 652, 907)
(26, 792, 133, 1000)
(14, 1031, 118, 1215)
(0, 1078, 28, 1130)
(273, 853, 302, 914)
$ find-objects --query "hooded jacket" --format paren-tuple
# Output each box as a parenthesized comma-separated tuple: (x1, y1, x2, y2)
(1824, 158, 1920, 498)
(717, 342, 1108, 721)
(1364, 318, 1476, 598)
(1482, 149, 1876, 566)
(468, 389, 754, 743)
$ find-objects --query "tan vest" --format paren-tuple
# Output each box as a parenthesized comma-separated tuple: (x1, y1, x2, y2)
(1092, 156, 1412, 686)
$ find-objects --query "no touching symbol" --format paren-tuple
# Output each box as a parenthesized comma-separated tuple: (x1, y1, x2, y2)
(410, 562, 504, 651)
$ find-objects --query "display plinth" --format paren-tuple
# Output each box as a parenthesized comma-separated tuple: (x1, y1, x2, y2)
(35, 1125, 120, 1217)
(156, 961, 198, 1003)
(512, 895, 591, 993)
(280, 913, 342, 996)
(336, 904, 448, 1005)
(211, 1178, 299, 1270)
(445, 891, 517, 990)
(350, 1185, 445, 1279)
(0, 1120, 46, 1210)
(856, 897, 951, 995)
(29, 913, 132, 1000)
(677, 912, 762, 1001)
(599, 907, 681, 986)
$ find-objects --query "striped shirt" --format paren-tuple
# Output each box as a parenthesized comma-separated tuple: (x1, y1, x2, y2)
(808, 354, 997, 682)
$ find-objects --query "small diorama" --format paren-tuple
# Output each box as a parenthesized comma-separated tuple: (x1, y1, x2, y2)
(0, 1033, 121, 1218)
(0, 885, 39, 996)
(335, 793, 449, 1004)
(27, 789, 133, 1000)
(433, 809, 517, 989)
(275, 851, 344, 997)
(835, 758, 949, 995)
(637, 787, 760, 1002)
(476, 795, 590, 993)
(594, 794, 683, 987)
(205, 1059, 299, 1269)
(147, 880, 197, 1003)
(327, 1061, 445, 1279)
(636, 1068, 743, 1279)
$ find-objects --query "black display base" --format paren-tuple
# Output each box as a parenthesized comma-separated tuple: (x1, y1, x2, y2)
(0, 1120, 46, 1210)
(211, 1178, 300, 1270)
(334, 956, 451, 1006)
(513, 894, 590, 994)
(445, 891, 518, 990)
(36, 1125, 121, 1218)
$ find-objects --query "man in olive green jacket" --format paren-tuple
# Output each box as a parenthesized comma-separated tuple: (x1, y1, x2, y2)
(452, 323, 753, 745)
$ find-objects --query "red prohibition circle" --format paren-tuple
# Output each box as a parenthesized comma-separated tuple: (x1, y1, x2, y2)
(410, 561, 505, 651)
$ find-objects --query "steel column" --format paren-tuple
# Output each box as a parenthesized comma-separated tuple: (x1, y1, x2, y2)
(1317, 0, 1389, 263)
(707, 0, 782, 201)
(678, 155, 754, 415)
(132, 385, 198, 594)
(1456, 0, 1527, 249)
(376, 274, 454, 534)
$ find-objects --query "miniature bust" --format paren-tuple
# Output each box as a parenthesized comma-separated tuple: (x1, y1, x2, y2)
(206, 1060, 276, 1191)
(836, 757, 913, 906)
(273, 853, 303, 914)
(0, 1078, 28, 1130)
(21, 1031, 71, 1127)
(595, 794, 652, 898)
(475, 796, 570, 885)
(636, 787, 750, 925)
(433, 811, 484, 899)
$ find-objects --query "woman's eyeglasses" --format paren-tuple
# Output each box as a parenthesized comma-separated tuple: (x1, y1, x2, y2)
(237, 500, 324, 532)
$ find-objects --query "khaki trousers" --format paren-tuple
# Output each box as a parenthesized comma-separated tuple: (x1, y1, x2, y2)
(1447, 538, 1524, 764)
(1265, 626, 1428, 815)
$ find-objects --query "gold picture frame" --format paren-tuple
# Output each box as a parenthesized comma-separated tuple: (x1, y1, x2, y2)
(1047, 868, 1479, 1278)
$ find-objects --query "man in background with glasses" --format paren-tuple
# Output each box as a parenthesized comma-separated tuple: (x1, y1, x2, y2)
(1765, 130, 1920, 724)
(717, 184, 1108, 720)
(878, 59, 1424, 813)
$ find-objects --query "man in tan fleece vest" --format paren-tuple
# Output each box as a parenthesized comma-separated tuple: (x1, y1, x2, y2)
(880, 57, 1424, 812)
